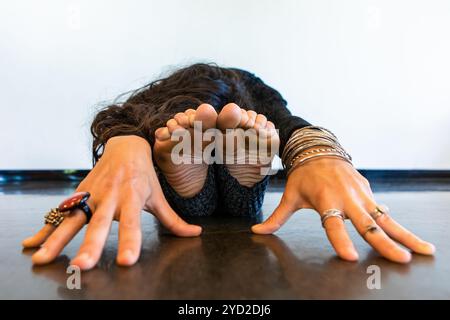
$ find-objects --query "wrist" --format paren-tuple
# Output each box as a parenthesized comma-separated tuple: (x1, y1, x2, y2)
(282, 126, 352, 176)
(105, 135, 151, 155)
(106, 135, 149, 147)
(292, 153, 352, 168)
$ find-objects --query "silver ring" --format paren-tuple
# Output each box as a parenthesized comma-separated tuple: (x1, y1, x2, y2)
(369, 204, 389, 220)
(321, 209, 345, 228)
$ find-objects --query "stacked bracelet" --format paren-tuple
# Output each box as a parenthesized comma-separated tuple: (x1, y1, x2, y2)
(282, 126, 353, 176)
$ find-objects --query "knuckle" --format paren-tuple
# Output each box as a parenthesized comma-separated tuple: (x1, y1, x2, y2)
(119, 162, 139, 174)
(76, 180, 89, 192)
(316, 187, 332, 204)
(358, 215, 375, 228)
(90, 213, 111, 228)
(120, 217, 140, 230)
(377, 213, 392, 224)
(101, 178, 116, 190)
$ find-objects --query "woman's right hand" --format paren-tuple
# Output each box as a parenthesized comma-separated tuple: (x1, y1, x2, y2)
(22, 135, 202, 270)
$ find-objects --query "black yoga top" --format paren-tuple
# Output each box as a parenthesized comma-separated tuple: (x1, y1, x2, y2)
(231, 68, 311, 155)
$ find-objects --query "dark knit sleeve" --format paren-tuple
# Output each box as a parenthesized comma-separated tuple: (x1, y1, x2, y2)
(232, 68, 312, 155)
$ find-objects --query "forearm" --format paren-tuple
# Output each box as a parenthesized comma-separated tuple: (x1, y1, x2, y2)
(233, 68, 312, 154)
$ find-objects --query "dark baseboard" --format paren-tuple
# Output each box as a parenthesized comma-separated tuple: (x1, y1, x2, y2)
(1, 169, 450, 182)
(1, 169, 450, 193)
(0, 170, 88, 182)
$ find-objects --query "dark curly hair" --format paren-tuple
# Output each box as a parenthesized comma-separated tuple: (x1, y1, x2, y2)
(91, 63, 259, 164)
(90, 63, 293, 165)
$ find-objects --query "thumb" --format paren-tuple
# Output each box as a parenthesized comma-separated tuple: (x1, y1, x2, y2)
(151, 197, 202, 237)
(251, 195, 300, 234)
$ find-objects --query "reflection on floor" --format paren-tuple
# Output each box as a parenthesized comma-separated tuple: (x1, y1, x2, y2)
(0, 181, 449, 299)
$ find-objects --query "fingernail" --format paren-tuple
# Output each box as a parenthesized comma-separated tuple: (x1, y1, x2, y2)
(118, 250, 136, 266)
(349, 250, 359, 261)
(22, 237, 32, 247)
(71, 252, 96, 270)
(399, 250, 412, 263)
(35, 247, 47, 257)
(252, 224, 271, 234)
(421, 242, 436, 254)
(123, 249, 133, 258)
(77, 252, 90, 262)
(193, 225, 202, 234)
(32, 248, 48, 263)
(123, 250, 133, 260)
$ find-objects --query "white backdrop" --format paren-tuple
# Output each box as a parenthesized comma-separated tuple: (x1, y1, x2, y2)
(1, 0, 449, 170)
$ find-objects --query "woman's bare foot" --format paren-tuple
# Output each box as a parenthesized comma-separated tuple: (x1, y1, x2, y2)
(154, 103, 218, 198)
(216, 103, 279, 188)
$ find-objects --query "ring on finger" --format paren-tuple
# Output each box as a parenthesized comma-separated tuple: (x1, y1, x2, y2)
(369, 204, 389, 220)
(44, 192, 92, 227)
(44, 208, 65, 227)
(362, 224, 380, 237)
(321, 209, 346, 228)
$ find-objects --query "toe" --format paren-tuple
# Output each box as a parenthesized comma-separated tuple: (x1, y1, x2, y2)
(245, 110, 257, 128)
(185, 109, 196, 126)
(174, 112, 190, 128)
(264, 121, 278, 140)
(217, 103, 242, 130)
(239, 109, 249, 127)
(194, 103, 218, 130)
(167, 119, 184, 134)
(254, 114, 267, 130)
(155, 127, 170, 141)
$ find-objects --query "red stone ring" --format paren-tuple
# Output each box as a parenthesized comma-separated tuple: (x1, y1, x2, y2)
(44, 192, 92, 227)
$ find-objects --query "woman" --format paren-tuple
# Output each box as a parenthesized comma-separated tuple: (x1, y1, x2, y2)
(22, 63, 435, 270)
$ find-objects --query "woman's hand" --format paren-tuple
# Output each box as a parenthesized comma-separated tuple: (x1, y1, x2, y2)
(252, 157, 435, 263)
(22, 135, 202, 270)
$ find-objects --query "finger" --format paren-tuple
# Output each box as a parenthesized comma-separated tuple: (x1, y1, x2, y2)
(71, 200, 116, 270)
(152, 198, 202, 237)
(22, 224, 55, 248)
(374, 212, 435, 255)
(314, 201, 359, 261)
(347, 203, 411, 263)
(117, 202, 142, 266)
(323, 217, 359, 261)
(31, 210, 86, 265)
(252, 196, 298, 234)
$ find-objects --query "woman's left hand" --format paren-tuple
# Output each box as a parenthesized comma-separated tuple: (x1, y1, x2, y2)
(252, 157, 435, 263)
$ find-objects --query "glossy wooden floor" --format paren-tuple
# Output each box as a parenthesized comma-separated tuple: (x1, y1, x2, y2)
(0, 181, 449, 299)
